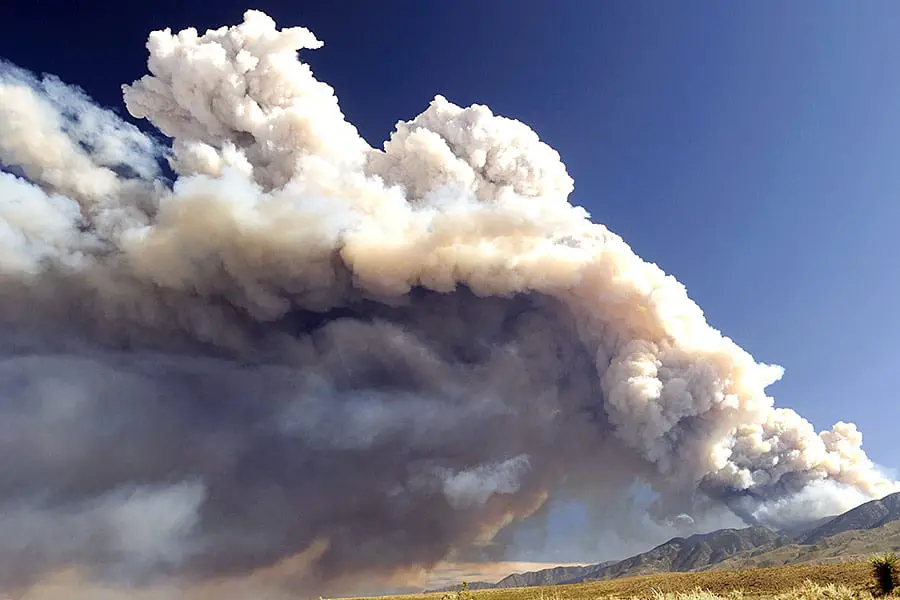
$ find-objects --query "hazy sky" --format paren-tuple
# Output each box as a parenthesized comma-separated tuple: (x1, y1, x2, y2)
(3, 0, 899, 567)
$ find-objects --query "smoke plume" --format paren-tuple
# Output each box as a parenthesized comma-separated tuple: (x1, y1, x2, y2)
(0, 10, 896, 594)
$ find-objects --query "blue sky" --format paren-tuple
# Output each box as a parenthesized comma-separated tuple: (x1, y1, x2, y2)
(3, 0, 899, 559)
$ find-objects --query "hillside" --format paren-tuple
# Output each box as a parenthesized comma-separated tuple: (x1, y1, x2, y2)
(707, 519, 900, 570)
(798, 492, 900, 544)
(566, 525, 785, 583)
(430, 526, 785, 592)
(429, 492, 900, 593)
(492, 563, 616, 588)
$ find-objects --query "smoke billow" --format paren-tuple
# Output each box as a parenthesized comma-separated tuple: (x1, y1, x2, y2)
(0, 9, 895, 594)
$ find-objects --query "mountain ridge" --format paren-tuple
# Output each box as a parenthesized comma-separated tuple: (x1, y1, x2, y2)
(562, 525, 786, 584)
(430, 491, 900, 592)
(798, 492, 900, 544)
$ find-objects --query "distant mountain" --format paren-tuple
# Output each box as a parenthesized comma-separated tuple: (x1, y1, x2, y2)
(492, 563, 616, 588)
(431, 527, 782, 592)
(563, 526, 785, 583)
(798, 492, 900, 544)
(431, 581, 496, 592)
(430, 492, 900, 593)
(430, 563, 615, 592)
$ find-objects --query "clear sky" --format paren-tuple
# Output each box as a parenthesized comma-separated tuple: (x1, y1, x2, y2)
(3, 0, 899, 563)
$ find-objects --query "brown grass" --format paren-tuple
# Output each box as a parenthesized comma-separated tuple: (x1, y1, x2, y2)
(353, 562, 875, 600)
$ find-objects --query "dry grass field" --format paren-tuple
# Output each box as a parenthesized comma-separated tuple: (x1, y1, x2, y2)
(351, 562, 884, 600)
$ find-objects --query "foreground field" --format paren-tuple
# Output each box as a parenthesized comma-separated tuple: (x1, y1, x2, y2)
(356, 562, 877, 600)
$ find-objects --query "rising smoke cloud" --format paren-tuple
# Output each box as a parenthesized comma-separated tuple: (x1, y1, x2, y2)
(0, 9, 896, 595)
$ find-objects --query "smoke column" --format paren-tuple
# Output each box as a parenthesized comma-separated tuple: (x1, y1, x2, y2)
(0, 10, 896, 594)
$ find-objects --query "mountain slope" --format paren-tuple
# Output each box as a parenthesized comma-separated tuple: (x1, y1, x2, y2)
(492, 563, 616, 588)
(798, 492, 900, 544)
(708, 519, 900, 570)
(431, 492, 900, 592)
(565, 526, 785, 583)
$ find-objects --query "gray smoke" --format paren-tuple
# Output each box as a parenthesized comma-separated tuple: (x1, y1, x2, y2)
(0, 10, 895, 595)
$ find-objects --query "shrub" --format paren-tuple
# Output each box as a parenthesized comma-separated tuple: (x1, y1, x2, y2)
(441, 581, 474, 600)
(871, 553, 899, 596)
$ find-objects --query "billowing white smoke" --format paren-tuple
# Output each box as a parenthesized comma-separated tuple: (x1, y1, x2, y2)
(0, 9, 895, 594)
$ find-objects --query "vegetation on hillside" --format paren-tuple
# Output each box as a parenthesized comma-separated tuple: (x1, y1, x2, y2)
(709, 521, 900, 572)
